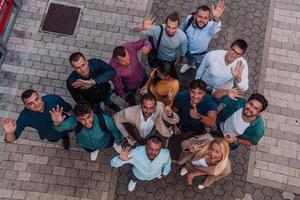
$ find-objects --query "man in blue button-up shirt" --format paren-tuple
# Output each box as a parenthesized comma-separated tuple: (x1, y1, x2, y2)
(111, 136, 171, 191)
(180, 0, 225, 73)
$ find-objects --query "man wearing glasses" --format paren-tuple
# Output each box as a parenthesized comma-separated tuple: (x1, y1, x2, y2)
(195, 39, 249, 94)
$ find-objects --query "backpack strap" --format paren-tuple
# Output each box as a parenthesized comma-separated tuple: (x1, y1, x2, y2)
(184, 13, 195, 33)
(156, 24, 163, 52)
(96, 113, 109, 133)
(74, 122, 83, 135)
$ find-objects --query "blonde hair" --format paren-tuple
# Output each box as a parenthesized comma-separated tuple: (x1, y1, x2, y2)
(209, 138, 230, 176)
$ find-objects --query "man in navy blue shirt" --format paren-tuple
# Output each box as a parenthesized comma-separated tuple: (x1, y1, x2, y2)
(67, 52, 120, 113)
(1, 90, 72, 149)
(168, 80, 217, 160)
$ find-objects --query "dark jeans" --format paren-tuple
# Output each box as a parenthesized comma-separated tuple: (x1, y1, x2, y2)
(48, 133, 70, 142)
(131, 170, 140, 183)
(123, 73, 148, 106)
(168, 129, 205, 161)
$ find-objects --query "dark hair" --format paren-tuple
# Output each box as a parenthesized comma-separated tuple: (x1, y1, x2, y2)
(112, 46, 126, 58)
(190, 79, 207, 91)
(248, 93, 268, 112)
(140, 92, 156, 104)
(69, 52, 86, 65)
(196, 5, 210, 13)
(231, 39, 248, 54)
(151, 62, 178, 86)
(21, 89, 37, 102)
(73, 101, 92, 117)
(165, 12, 180, 25)
(148, 135, 163, 145)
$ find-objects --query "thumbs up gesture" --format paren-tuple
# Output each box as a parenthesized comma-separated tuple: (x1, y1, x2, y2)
(189, 103, 202, 120)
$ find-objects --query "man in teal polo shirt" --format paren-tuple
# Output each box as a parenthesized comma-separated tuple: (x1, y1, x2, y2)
(213, 89, 268, 148)
(51, 101, 122, 161)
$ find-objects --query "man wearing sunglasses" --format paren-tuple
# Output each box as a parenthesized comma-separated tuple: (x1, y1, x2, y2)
(195, 39, 249, 94)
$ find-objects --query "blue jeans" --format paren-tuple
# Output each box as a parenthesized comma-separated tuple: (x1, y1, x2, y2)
(186, 51, 205, 68)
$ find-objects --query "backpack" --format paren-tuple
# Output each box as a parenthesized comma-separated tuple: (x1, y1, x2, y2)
(147, 24, 164, 68)
(184, 13, 196, 33)
(74, 113, 108, 135)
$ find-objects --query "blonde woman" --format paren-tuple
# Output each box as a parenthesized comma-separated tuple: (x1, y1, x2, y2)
(177, 137, 231, 189)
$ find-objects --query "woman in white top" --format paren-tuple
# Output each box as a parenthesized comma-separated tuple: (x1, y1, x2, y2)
(177, 137, 231, 189)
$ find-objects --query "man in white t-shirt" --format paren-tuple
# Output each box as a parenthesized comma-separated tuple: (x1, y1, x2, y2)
(212, 89, 268, 148)
(113, 93, 179, 146)
(195, 39, 249, 93)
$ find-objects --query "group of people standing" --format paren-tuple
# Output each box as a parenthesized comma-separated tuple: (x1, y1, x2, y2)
(1, 0, 269, 193)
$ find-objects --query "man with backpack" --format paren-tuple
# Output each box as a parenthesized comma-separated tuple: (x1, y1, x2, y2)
(51, 101, 123, 161)
(179, 0, 225, 73)
(133, 12, 187, 69)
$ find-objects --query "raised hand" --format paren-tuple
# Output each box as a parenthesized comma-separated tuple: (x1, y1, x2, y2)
(1, 118, 16, 134)
(189, 103, 201, 120)
(143, 15, 156, 30)
(231, 60, 244, 83)
(139, 86, 148, 95)
(72, 79, 95, 89)
(141, 45, 151, 55)
(172, 125, 180, 135)
(119, 146, 132, 161)
(163, 105, 174, 117)
(49, 105, 66, 126)
(167, 88, 174, 103)
(224, 133, 238, 144)
(212, 0, 225, 21)
(227, 88, 243, 101)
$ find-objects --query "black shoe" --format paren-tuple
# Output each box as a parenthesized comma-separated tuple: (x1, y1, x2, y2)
(107, 103, 121, 112)
(62, 134, 70, 150)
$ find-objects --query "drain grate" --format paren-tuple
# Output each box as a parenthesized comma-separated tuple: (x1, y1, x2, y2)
(41, 3, 80, 36)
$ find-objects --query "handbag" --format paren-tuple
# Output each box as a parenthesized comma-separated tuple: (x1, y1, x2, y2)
(147, 24, 163, 68)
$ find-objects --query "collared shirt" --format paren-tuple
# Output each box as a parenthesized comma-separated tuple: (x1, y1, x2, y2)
(141, 24, 187, 61)
(219, 108, 250, 136)
(15, 95, 72, 141)
(180, 15, 221, 54)
(195, 50, 249, 91)
(54, 114, 122, 150)
(109, 39, 150, 97)
(111, 146, 171, 181)
(173, 90, 217, 132)
(138, 112, 155, 138)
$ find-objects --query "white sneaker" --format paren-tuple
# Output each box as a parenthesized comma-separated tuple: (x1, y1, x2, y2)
(180, 167, 188, 176)
(198, 184, 205, 190)
(90, 150, 99, 161)
(128, 179, 137, 192)
(157, 174, 162, 179)
(180, 64, 192, 73)
(113, 142, 122, 154)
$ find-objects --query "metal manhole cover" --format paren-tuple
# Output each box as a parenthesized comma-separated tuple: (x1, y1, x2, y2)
(41, 3, 80, 36)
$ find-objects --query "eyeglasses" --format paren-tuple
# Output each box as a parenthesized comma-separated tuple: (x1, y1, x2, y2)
(230, 47, 243, 57)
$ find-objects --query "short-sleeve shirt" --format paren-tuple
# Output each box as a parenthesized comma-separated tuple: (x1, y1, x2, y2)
(15, 94, 72, 141)
(173, 90, 217, 132)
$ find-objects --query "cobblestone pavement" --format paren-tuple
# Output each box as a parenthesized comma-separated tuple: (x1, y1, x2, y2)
(0, 0, 148, 199)
(114, 0, 300, 199)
